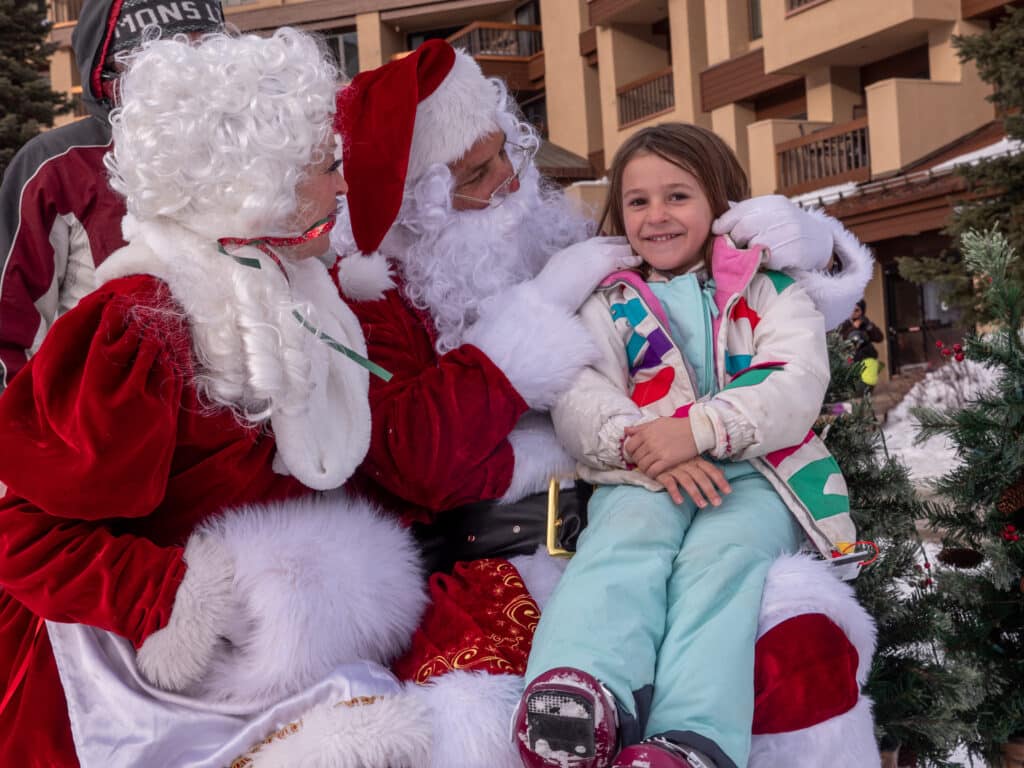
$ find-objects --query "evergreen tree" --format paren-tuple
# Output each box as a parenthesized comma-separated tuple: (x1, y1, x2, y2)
(821, 335, 979, 767)
(914, 229, 1024, 765)
(898, 7, 1024, 326)
(0, 0, 71, 176)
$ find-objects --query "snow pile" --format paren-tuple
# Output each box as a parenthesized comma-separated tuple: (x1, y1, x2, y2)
(882, 359, 1000, 486)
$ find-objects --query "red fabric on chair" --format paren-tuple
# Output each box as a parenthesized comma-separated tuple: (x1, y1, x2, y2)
(752, 612, 860, 734)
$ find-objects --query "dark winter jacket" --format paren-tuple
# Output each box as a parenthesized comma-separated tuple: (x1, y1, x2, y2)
(837, 317, 883, 362)
(0, 0, 126, 391)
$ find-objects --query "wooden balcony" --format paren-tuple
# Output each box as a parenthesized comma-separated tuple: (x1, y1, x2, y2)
(776, 117, 870, 196)
(448, 22, 542, 58)
(617, 67, 674, 128)
(51, 0, 83, 24)
(447, 22, 543, 92)
(962, 0, 1023, 19)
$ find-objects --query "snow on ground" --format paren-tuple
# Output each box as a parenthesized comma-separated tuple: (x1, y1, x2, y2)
(882, 359, 1000, 488)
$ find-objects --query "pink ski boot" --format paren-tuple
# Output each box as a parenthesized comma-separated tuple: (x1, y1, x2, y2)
(513, 667, 619, 768)
(611, 738, 718, 768)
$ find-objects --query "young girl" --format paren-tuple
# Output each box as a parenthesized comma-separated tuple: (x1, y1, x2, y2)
(513, 124, 856, 768)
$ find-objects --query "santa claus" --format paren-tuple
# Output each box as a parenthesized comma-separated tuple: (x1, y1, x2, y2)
(299, 39, 880, 768)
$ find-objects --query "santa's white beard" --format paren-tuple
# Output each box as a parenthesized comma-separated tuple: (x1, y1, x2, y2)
(391, 164, 593, 354)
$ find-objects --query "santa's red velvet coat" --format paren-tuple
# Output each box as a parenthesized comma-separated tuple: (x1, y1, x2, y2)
(0, 275, 308, 767)
(348, 275, 528, 521)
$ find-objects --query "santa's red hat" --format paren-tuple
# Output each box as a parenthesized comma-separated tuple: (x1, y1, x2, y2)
(336, 39, 501, 256)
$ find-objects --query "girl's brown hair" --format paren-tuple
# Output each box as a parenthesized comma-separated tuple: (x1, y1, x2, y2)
(599, 123, 750, 272)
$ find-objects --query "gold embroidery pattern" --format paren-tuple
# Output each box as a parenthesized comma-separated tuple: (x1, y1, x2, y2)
(230, 696, 385, 767)
(413, 645, 517, 683)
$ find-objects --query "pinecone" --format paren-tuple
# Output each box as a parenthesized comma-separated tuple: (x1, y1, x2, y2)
(998, 476, 1024, 517)
(937, 547, 984, 569)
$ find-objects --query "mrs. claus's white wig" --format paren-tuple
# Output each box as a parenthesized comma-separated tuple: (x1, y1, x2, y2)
(105, 28, 338, 239)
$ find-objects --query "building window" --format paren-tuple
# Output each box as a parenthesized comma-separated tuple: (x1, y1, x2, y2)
(408, 26, 462, 51)
(520, 92, 547, 137)
(324, 29, 359, 77)
(749, 0, 763, 40)
(515, 0, 540, 26)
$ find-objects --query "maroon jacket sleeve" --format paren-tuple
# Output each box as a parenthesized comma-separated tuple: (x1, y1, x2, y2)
(0, 283, 186, 647)
(0, 123, 125, 391)
(352, 288, 529, 517)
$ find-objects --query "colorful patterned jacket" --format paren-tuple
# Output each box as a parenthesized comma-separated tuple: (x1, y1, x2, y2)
(551, 236, 855, 558)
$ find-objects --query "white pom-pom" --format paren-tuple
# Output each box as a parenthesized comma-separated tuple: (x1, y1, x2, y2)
(337, 252, 395, 301)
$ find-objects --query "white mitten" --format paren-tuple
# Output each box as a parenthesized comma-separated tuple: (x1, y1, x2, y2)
(136, 533, 237, 692)
(712, 195, 834, 272)
(531, 236, 640, 312)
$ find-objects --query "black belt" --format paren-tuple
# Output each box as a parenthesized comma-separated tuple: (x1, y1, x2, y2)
(413, 480, 593, 574)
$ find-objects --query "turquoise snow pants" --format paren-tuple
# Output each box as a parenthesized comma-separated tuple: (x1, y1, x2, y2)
(525, 465, 802, 768)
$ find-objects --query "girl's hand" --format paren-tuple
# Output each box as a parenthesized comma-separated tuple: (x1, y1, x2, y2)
(624, 417, 699, 478)
(656, 458, 732, 507)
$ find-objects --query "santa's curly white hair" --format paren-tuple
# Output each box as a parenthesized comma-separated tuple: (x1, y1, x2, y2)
(105, 28, 338, 240)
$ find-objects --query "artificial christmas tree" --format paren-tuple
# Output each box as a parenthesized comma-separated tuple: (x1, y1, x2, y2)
(914, 229, 1024, 765)
(822, 334, 979, 766)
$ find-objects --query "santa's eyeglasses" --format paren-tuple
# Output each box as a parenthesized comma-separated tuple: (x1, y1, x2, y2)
(451, 138, 538, 209)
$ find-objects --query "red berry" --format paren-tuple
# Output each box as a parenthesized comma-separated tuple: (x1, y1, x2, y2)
(924, 563, 931, 569)
(935, 340, 945, 349)
(925, 578, 934, 587)
(942, 348, 953, 357)
(1008, 525, 1017, 533)
(955, 353, 965, 362)
(953, 343, 963, 352)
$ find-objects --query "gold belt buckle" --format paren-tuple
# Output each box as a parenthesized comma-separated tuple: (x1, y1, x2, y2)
(546, 476, 574, 558)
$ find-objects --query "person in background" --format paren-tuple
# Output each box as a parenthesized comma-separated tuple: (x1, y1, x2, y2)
(838, 299, 884, 389)
(0, 0, 224, 392)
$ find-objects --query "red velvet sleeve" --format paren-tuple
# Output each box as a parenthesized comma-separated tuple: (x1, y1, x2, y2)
(0, 277, 187, 647)
(354, 289, 529, 516)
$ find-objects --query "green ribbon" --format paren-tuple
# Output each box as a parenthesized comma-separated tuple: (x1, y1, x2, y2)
(293, 310, 393, 382)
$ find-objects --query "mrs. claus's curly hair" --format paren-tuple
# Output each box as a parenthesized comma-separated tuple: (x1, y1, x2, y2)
(105, 28, 338, 238)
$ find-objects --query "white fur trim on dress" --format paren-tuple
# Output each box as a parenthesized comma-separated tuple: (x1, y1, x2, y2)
(193, 493, 427, 705)
(508, 546, 568, 613)
(758, 554, 876, 686)
(464, 283, 599, 410)
(336, 251, 395, 301)
(408, 670, 525, 768)
(407, 49, 501, 183)
(500, 412, 577, 503)
(136, 533, 235, 692)
(247, 692, 433, 768)
(749, 695, 880, 768)
(788, 209, 875, 331)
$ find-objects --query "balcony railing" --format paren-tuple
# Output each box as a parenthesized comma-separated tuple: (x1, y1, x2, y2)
(617, 67, 674, 128)
(786, 0, 830, 13)
(51, 0, 83, 24)
(776, 117, 870, 195)
(447, 22, 542, 58)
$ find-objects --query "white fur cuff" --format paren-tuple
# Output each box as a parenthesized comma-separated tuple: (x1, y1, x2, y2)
(500, 413, 577, 503)
(791, 209, 875, 331)
(136, 533, 235, 692)
(464, 284, 599, 410)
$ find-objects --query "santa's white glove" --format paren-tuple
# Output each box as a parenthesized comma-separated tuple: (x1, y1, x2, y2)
(531, 236, 640, 312)
(712, 195, 834, 272)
